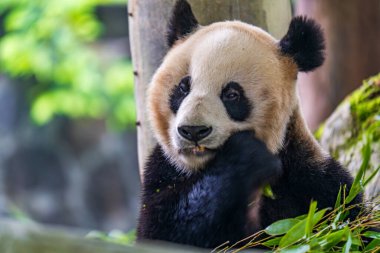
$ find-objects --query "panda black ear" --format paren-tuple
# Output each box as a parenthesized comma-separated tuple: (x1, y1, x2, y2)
(279, 16, 325, 72)
(167, 0, 199, 48)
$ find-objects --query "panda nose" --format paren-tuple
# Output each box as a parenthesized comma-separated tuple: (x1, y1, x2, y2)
(178, 125, 212, 142)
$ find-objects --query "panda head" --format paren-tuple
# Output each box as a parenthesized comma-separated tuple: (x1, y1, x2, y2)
(147, 0, 325, 172)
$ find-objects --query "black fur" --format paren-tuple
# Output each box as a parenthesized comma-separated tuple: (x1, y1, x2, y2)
(279, 16, 325, 72)
(167, 0, 199, 47)
(221, 82, 252, 122)
(137, 116, 363, 248)
(137, 131, 282, 248)
(260, 115, 362, 227)
(169, 76, 191, 114)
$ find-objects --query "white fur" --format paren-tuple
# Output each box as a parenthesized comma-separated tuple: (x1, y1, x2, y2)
(148, 21, 299, 172)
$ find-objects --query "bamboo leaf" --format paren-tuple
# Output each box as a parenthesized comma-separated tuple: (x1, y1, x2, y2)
(342, 230, 352, 253)
(305, 201, 317, 237)
(331, 211, 342, 230)
(334, 186, 342, 210)
(319, 227, 349, 250)
(262, 237, 281, 247)
(279, 219, 306, 248)
(364, 238, 380, 252)
(265, 218, 300, 236)
(362, 231, 380, 239)
(279, 209, 327, 248)
(363, 166, 380, 187)
(263, 184, 276, 200)
(280, 244, 310, 253)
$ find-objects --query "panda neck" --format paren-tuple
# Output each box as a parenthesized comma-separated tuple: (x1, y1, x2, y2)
(279, 107, 328, 168)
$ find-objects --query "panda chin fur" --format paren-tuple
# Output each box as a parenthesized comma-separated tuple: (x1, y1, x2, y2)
(168, 146, 216, 175)
(137, 0, 363, 249)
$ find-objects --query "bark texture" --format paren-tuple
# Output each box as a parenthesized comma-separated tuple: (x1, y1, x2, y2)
(128, 0, 291, 178)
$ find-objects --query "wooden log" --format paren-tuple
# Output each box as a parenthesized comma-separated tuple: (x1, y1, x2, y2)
(0, 219, 266, 252)
(0, 219, 205, 253)
(128, 0, 292, 179)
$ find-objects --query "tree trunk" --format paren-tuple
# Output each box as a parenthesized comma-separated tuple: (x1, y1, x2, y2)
(128, 0, 292, 179)
(296, 0, 380, 131)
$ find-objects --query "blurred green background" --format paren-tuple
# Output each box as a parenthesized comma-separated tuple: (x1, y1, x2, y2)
(0, 0, 140, 231)
(0, 0, 135, 129)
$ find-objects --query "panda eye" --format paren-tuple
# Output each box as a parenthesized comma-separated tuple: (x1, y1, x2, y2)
(222, 88, 240, 101)
(170, 76, 191, 114)
(221, 81, 251, 121)
(179, 76, 191, 94)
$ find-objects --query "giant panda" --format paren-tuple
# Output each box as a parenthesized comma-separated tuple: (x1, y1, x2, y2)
(137, 0, 362, 248)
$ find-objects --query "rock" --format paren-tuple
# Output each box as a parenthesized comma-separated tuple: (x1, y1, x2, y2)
(317, 73, 380, 200)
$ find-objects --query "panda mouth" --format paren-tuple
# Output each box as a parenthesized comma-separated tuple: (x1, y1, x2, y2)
(179, 146, 216, 157)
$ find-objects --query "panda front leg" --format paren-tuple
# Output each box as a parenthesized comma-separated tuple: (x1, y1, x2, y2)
(137, 131, 282, 248)
(260, 144, 364, 227)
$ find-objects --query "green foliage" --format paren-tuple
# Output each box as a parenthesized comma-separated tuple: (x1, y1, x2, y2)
(0, 0, 135, 129)
(8, 203, 33, 223)
(349, 74, 380, 142)
(87, 229, 136, 246)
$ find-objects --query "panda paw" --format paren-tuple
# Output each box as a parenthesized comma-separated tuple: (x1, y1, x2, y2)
(213, 131, 282, 185)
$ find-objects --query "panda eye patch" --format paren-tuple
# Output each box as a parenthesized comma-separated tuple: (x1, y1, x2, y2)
(221, 82, 252, 121)
(169, 76, 191, 114)
(179, 76, 191, 94)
